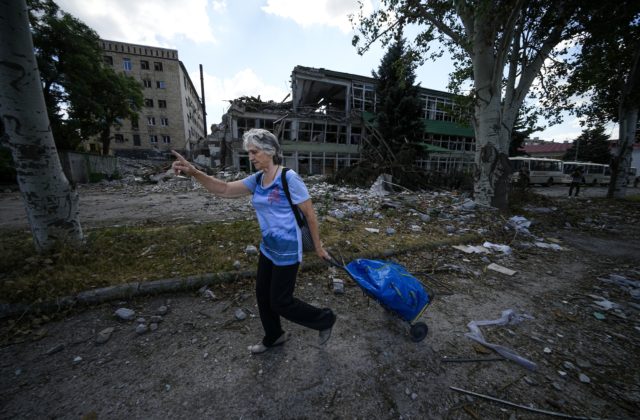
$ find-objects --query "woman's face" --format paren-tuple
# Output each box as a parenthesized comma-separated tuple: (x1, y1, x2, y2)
(247, 145, 273, 170)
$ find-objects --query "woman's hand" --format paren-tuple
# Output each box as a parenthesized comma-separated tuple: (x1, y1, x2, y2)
(171, 150, 196, 177)
(316, 246, 330, 261)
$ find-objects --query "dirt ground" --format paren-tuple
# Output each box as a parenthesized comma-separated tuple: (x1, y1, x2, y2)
(1, 183, 639, 419)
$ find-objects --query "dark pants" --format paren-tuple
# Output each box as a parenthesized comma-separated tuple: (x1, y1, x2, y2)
(256, 253, 335, 346)
(569, 181, 580, 196)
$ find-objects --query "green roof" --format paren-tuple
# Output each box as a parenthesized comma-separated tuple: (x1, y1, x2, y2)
(423, 120, 474, 137)
(358, 111, 474, 137)
(418, 143, 454, 153)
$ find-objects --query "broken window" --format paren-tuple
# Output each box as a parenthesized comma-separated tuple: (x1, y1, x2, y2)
(114, 134, 125, 143)
(324, 154, 336, 175)
(147, 116, 155, 126)
(350, 126, 362, 145)
(296, 122, 310, 142)
(311, 155, 322, 174)
(149, 135, 158, 143)
(238, 153, 251, 172)
(103, 55, 113, 65)
(141, 60, 149, 70)
(143, 79, 152, 88)
(256, 119, 275, 131)
(311, 122, 324, 143)
(133, 134, 141, 146)
(154, 62, 163, 71)
(144, 98, 153, 107)
(352, 82, 376, 113)
(423, 95, 459, 122)
(158, 100, 167, 108)
(236, 118, 253, 138)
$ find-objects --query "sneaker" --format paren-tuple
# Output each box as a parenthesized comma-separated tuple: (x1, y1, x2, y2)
(318, 311, 336, 345)
(248, 331, 290, 354)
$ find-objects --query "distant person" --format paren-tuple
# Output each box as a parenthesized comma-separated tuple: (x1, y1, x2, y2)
(171, 129, 336, 354)
(568, 167, 583, 197)
(518, 167, 530, 191)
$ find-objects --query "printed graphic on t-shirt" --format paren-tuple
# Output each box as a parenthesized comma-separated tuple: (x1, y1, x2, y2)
(267, 186, 282, 204)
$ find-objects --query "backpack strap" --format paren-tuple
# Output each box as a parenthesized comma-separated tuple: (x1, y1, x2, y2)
(255, 171, 263, 187)
(281, 168, 304, 228)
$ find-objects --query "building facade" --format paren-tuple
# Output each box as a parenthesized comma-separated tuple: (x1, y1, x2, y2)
(213, 66, 475, 175)
(93, 39, 204, 157)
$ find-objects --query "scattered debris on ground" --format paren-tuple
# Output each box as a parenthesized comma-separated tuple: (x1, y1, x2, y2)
(1, 169, 639, 419)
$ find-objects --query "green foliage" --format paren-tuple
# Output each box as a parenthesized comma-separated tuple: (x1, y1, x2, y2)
(509, 109, 544, 157)
(562, 126, 612, 164)
(88, 172, 105, 183)
(372, 36, 424, 156)
(565, 2, 640, 126)
(27, 0, 143, 153)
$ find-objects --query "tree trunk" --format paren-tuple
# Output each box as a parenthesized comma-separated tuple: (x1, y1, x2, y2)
(607, 108, 638, 198)
(471, 49, 511, 211)
(0, 0, 83, 252)
(100, 127, 111, 156)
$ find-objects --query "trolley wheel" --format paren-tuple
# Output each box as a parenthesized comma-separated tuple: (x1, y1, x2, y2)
(409, 322, 429, 342)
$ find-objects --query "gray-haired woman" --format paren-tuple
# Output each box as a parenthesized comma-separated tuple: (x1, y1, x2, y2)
(171, 128, 336, 354)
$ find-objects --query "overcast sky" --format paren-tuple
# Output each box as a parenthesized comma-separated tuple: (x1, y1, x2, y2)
(54, 0, 614, 142)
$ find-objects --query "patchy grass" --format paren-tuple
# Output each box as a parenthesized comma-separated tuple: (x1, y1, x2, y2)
(0, 211, 461, 305)
(623, 193, 640, 203)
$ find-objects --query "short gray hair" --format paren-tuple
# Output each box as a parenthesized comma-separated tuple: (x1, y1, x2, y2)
(242, 128, 282, 164)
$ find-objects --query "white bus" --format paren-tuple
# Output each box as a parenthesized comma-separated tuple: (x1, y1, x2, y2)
(509, 157, 565, 186)
(562, 162, 611, 185)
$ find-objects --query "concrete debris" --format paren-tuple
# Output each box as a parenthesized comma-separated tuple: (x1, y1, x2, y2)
(507, 216, 532, 235)
(364, 228, 380, 234)
(96, 327, 115, 344)
(452, 245, 490, 254)
(245, 245, 258, 256)
(487, 263, 517, 276)
(332, 278, 345, 295)
(234, 309, 247, 321)
(593, 299, 617, 311)
(482, 242, 512, 254)
(533, 242, 563, 251)
(114, 308, 135, 321)
(369, 174, 393, 196)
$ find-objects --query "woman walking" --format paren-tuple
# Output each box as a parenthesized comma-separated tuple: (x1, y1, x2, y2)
(171, 129, 336, 354)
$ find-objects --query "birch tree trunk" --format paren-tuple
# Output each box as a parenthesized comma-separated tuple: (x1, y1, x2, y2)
(608, 108, 638, 198)
(471, 36, 512, 210)
(0, 0, 83, 252)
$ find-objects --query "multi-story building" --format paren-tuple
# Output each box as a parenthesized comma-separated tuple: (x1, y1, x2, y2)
(212, 66, 475, 175)
(92, 39, 204, 157)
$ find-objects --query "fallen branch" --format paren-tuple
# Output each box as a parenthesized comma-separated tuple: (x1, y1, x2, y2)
(449, 386, 601, 419)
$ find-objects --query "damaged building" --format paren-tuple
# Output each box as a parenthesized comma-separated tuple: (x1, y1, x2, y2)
(211, 66, 475, 175)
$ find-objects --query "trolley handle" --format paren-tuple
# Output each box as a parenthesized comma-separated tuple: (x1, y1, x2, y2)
(325, 249, 346, 269)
